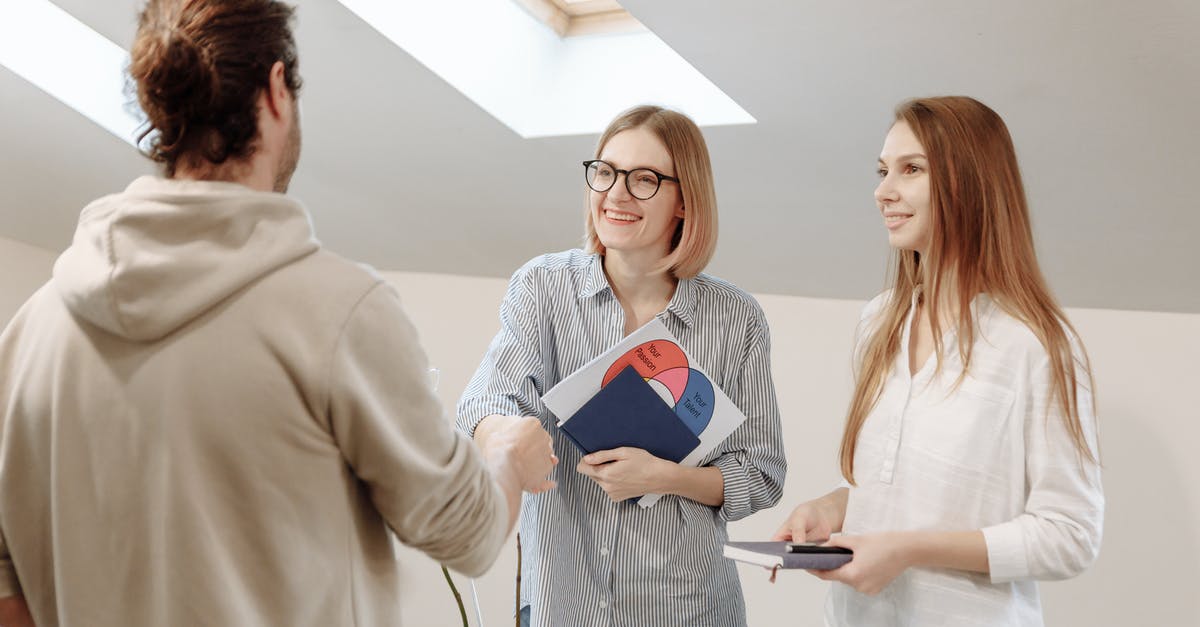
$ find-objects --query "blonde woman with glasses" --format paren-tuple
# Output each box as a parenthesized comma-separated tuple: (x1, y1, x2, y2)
(458, 105, 787, 627)
(774, 96, 1104, 627)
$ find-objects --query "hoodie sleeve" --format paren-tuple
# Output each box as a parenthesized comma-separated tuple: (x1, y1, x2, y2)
(326, 282, 509, 577)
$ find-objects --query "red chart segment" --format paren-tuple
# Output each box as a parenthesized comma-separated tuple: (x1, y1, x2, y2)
(602, 341, 688, 386)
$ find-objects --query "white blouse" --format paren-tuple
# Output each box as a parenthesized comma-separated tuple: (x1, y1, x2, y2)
(826, 290, 1104, 627)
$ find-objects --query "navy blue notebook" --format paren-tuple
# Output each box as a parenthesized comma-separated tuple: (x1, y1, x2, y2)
(559, 365, 701, 463)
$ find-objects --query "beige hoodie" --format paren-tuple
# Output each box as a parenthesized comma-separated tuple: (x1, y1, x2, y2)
(0, 176, 508, 626)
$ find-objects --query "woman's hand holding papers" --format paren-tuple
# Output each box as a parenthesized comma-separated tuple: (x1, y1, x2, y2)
(577, 447, 725, 506)
(577, 447, 668, 502)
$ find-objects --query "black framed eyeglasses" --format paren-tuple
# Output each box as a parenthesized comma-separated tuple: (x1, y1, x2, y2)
(582, 159, 679, 200)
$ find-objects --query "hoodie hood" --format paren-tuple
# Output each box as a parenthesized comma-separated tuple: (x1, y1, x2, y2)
(53, 176, 320, 341)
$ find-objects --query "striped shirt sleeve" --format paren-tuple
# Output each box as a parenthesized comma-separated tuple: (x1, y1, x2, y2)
(456, 263, 545, 436)
(711, 303, 787, 521)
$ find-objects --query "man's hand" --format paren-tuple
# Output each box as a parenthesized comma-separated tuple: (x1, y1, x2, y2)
(576, 447, 669, 502)
(480, 415, 558, 493)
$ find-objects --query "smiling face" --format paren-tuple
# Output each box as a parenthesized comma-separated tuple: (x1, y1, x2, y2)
(588, 127, 685, 261)
(875, 121, 933, 254)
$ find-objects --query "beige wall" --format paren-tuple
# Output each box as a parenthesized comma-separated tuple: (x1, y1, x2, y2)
(1, 236, 1196, 625)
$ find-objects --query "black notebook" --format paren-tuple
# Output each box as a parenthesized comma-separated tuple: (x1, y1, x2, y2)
(559, 365, 701, 463)
(723, 541, 853, 570)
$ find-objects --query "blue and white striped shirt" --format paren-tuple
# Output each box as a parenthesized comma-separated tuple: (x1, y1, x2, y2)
(457, 249, 787, 627)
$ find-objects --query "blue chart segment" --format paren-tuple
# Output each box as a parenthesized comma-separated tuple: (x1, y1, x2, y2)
(673, 369, 714, 435)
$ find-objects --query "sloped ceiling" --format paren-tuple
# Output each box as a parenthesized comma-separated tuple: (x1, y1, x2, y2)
(1, 0, 1196, 312)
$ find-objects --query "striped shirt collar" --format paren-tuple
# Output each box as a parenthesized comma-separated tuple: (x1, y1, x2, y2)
(578, 253, 698, 329)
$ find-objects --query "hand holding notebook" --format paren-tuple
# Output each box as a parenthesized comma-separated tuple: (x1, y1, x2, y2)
(723, 541, 853, 571)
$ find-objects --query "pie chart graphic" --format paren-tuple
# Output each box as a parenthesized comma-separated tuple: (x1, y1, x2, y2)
(601, 341, 715, 436)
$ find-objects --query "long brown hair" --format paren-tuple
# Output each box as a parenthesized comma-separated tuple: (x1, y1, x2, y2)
(130, 0, 302, 175)
(584, 105, 718, 279)
(840, 96, 1097, 483)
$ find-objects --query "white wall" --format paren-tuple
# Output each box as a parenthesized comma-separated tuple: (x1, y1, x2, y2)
(1, 239, 1195, 626)
(383, 270, 1200, 627)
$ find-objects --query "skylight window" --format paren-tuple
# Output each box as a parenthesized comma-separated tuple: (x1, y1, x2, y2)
(513, 0, 645, 37)
(0, 0, 141, 147)
(335, 0, 754, 138)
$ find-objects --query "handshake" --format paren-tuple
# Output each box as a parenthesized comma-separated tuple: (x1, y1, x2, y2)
(474, 414, 559, 495)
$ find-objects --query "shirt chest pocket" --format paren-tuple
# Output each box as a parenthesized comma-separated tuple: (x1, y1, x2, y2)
(906, 377, 1016, 472)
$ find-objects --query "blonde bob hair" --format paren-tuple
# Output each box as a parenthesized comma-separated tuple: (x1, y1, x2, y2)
(584, 105, 718, 279)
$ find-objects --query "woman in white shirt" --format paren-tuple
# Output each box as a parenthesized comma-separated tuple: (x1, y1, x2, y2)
(774, 96, 1104, 627)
